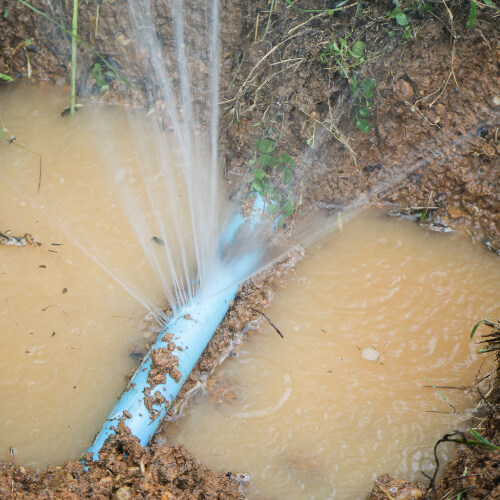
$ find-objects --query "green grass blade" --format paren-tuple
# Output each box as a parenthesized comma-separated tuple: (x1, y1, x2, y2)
(466, 2, 477, 30)
(16, 0, 130, 86)
(70, 0, 78, 115)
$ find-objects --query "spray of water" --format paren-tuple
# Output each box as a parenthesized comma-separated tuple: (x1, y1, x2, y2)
(1, 0, 494, 328)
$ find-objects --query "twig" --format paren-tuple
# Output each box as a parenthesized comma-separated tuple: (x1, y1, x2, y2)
(287, 11, 328, 36)
(301, 107, 357, 163)
(224, 32, 302, 106)
(402, 98, 441, 129)
(8, 139, 42, 193)
(377, 484, 395, 500)
(476, 386, 496, 413)
(423, 385, 465, 390)
(251, 308, 284, 338)
(262, 0, 275, 41)
(70, 0, 79, 115)
(429, 39, 458, 108)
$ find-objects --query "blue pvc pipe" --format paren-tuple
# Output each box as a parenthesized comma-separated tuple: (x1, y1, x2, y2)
(87, 198, 263, 460)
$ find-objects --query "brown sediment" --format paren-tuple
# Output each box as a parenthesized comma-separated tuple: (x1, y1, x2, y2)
(149, 347, 181, 386)
(143, 388, 168, 422)
(0, 423, 243, 499)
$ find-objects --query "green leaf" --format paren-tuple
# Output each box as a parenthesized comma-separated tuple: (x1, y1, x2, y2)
(253, 168, 266, 180)
(351, 78, 358, 97)
(0, 73, 14, 82)
(258, 154, 275, 168)
(356, 119, 371, 133)
(350, 40, 366, 58)
(279, 152, 297, 169)
(470, 318, 494, 339)
(282, 167, 293, 185)
(91, 63, 102, 80)
(251, 180, 265, 196)
(422, 4, 432, 13)
(358, 107, 371, 117)
(249, 157, 256, 167)
(396, 11, 408, 26)
(466, 2, 477, 30)
(255, 138, 276, 154)
(3, 8, 8, 18)
(281, 199, 295, 217)
(469, 429, 500, 450)
(24, 38, 32, 45)
(360, 78, 376, 99)
(266, 203, 281, 215)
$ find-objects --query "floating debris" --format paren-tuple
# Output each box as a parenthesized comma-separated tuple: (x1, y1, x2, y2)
(151, 236, 165, 246)
(361, 347, 381, 363)
(419, 222, 454, 233)
(0, 231, 36, 246)
(386, 207, 438, 221)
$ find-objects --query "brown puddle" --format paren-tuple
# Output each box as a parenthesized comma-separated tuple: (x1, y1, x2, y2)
(164, 213, 499, 499)
(0, 83, 190, 468)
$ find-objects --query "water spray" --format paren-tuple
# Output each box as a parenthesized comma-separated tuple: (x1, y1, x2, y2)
(86, 195, 264, 459)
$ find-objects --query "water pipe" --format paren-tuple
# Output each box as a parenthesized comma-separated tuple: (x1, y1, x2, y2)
(86, 196, 263, 460)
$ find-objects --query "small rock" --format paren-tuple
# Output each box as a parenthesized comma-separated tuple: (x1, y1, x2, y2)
(361, 347, 380, 362)
(435, 103, 446, 116)
(396, 79, 413, 99)
(447, 205, 463, 219)
(113, 486, 131, 500)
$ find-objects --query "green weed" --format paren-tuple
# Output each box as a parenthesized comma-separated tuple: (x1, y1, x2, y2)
(351, 77, 375, 133)
(387, 1, 413, 39)
(317, 31, 375, 134)
(91, 62, 117, 92)
(249, 124, 297, 225)
(423, 376, 457, 413)
(467, 0, 499, 30)
(16, 0, 130, 104)
(70, 0, 78, 116)
(319, 33, 367, 79)
(470, 311, 500, 355)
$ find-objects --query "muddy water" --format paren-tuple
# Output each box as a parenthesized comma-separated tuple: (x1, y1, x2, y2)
(165, 213, 499, 499)
(0, 83, 186, 468)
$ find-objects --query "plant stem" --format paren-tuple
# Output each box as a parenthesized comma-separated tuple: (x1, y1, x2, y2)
(70, 0, 78, 116)
(15, 0, 129, 86)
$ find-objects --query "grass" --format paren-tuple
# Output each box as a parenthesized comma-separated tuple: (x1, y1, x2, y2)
(470, 312, 500, 355)
(249, 112, 297, 225)
(70, 0, 78, 116)
(15, 0, 130, 108)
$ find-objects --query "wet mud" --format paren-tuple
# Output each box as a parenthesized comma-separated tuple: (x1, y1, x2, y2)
(1, 0, 499, 498)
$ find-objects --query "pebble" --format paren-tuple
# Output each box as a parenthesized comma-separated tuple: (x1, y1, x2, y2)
(113, 486, 131, 500)
(396, 79, 413, 100)
(361, 347, 381, 362)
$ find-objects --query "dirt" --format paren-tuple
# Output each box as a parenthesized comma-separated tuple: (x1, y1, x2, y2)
(1, 423, 244, 499)
(1, 0, 499, 498)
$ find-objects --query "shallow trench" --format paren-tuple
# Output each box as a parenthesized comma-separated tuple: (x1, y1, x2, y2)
(1, 84, 499, 498)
